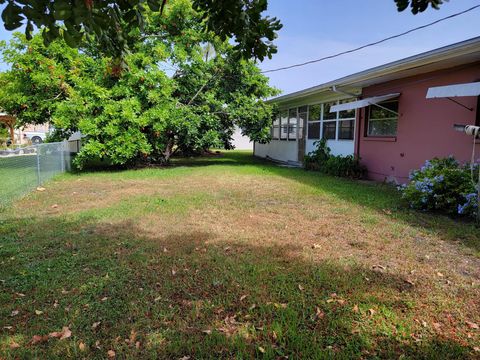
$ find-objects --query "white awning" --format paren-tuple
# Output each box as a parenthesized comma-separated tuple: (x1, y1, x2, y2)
(330, 93, 400, 112)
(426, 82, 480, 98)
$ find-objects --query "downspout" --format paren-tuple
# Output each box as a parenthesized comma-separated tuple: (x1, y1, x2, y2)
(356, 108, 362, 160)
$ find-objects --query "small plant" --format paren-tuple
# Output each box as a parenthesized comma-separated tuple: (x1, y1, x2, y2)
(304, 139, 331, 171)
(304, 139, 367, 179)
(399, 156, 479, 219)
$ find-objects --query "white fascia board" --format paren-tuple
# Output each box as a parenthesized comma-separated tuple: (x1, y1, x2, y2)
(330, 93, 400, 112)
(426, 82, 480, 98)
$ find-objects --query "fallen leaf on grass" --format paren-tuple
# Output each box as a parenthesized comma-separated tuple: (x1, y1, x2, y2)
(49, 326, 72, 340)
(368, 309, 376, 316)
(36, 187, 46, 192)
(240, 295, 248, 301)
(466, 321, 479, 330)
(298, 284, 304, 291)
(92, 321, 101, 330)
(474, 347, 480, 352)
(51, 204, 59, 209)
(437, 272, 444, 277)
(202, 330, 212, 335)
(107, 350, 116, 358)
(372, 265, 386, 271)
(79, 342, 86, 351)
(352, 304, 359, 313)
(258, 346, 265, 353)
(15, 293, 26, 297)
(30, 335, 49, 345)
(35, 310, 43, 315)
(316, 307, 325, 319)
(11, 310, 19, 316)
(10, 341, 20, 349)
(129, 330, 137, 344)
(171, 269, 177, 276)
(101, 297, 108, 301)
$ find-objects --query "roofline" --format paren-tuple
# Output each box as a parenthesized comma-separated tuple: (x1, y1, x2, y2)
(268, 36, 480, 104)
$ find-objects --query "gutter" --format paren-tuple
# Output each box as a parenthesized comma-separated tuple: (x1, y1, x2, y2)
(267, 36, 480, 105)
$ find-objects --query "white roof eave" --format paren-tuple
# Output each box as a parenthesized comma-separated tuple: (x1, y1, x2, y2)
(267, 36, 480, 106)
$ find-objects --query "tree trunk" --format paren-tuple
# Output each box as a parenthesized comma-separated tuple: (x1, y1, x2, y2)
(8, 124, 14, 143)
(163, 138, 175, 164)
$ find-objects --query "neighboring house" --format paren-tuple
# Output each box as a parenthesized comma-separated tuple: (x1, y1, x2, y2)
(255, 37, 480, 183)
(231, 126, 253, 151)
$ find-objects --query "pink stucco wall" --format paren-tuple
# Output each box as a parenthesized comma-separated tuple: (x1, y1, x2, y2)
(356, 63, 480, 183)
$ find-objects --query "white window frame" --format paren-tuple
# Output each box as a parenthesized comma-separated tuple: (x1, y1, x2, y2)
(366, 100, 399, 137)
(305, 99, 356, 141)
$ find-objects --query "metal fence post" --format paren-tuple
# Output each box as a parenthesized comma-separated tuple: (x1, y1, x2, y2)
(61, 141, 65, 173)
(36, 144, 41, 186)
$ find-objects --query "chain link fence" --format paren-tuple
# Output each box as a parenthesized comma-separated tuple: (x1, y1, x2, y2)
(0, 141, 72, 207)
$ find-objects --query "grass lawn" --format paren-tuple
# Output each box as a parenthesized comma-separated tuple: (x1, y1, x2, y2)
(1, 150, 67, 207)
(1, 151, 479, 359)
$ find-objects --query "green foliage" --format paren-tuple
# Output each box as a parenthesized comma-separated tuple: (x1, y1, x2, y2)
(399, 157, 479, 219)
(0, 0, 278, 169)
(395, 0, 444, 14)
(0, 33, 80, 125)
(304, 139, 367, 179)
(0, 0, 282, 61)
(304, 139, 331, 171)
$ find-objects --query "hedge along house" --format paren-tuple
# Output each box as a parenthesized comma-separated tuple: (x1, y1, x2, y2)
(255, 37, 480, 183)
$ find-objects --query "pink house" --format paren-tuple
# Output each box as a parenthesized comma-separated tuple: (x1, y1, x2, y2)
(255, 37, 480, 183)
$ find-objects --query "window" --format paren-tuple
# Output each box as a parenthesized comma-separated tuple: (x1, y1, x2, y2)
(367, 101, 398, 137)
(280, 110, 288, 140)
(323, 102, 337, 120)
(338, 99, 356, 120)
(307, 104, 321, 139)
(338, 120, 354, 140)
(298, 107, 307, 140)
(271, 117, 280, 140)
(322, 121, 336, 140)
(288, 108, 297, 141)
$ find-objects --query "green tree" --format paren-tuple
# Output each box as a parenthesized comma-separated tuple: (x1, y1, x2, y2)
(0, 0, 282, 62)
(395, 0, 445, 14)
(0, 33, 81, 125)
(0, 0, 278, 168)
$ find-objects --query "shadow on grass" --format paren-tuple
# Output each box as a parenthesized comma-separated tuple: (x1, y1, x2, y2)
(169, 151, 480, 254)
(0, 214, 475, 359)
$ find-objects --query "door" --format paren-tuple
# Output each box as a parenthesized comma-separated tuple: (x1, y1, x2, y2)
(297, 106, 308, 163)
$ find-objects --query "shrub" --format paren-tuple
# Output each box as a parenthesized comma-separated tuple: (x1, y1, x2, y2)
(399, 156, 479, 219)
(304, 139, 367, 179)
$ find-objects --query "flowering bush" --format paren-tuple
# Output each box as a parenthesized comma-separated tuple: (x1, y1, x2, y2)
(399, 157, 479, 219)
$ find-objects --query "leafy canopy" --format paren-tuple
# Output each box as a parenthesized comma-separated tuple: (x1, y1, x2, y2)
(0, 0, 282, 61)
(394, 0, 445, 14)
(0, 0, 279, 168)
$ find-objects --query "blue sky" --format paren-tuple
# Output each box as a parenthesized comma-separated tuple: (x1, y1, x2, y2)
(259, 1, 480, 95)
(0, 1, 479, 95)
